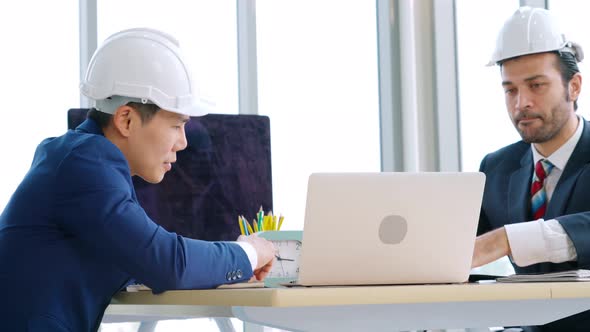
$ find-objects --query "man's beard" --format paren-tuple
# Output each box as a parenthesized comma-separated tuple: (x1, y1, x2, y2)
(514, 111, 557, 143)
(513, 92, 571, 143)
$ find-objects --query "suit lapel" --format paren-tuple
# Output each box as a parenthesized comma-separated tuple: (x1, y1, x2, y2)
(546, 120, 590, 219)
(508, 151, 533, 223)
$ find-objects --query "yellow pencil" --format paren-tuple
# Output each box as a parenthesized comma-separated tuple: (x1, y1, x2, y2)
(277, 215, 284, 230)
(266, 216, 271, 231)
(246, 219, 254, 235)
(253, 219, 259, 233)
(238, 216, 245, 235)
(257, 206, 263, 231)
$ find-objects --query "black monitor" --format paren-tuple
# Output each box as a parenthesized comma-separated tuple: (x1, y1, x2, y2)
(67, 109, 273, 241)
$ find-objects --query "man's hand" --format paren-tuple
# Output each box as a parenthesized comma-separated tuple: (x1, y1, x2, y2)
(238, 234, 275, 281)
(472, 227, 512, 268)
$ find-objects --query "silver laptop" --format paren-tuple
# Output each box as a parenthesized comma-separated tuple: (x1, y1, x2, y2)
(297, 172, 485, 286)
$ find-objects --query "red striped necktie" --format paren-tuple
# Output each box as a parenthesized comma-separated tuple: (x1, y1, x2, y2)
(530, 159, 554, 220)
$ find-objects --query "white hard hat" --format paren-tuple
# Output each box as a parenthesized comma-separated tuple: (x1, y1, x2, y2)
(488, 6, 584, 66)
(80, 28, 212, 116)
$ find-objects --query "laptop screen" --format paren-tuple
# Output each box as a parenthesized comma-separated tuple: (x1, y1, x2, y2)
(67, 109, 273, 241)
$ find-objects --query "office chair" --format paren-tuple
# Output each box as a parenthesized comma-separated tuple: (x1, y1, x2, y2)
(67, 109, 273, 241)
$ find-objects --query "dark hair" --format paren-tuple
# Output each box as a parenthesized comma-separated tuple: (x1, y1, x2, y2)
(87, 101, 161, 128)
(554, 51, 581, 110)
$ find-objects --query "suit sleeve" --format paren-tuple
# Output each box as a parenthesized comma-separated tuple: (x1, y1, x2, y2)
(556, 213, 590, 268)
(477, 155, 492, 236)
(53, 145, 253, 292)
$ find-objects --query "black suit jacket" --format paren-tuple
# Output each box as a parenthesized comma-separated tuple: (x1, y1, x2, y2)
(478, 120, 590, 331)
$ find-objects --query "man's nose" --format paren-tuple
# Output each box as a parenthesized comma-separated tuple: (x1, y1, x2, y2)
(174, 128, 188, 151)
(515, 90, 533, 110)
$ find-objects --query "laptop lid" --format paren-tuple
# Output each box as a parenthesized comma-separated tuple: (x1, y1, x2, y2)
(297, 172, 485, 286)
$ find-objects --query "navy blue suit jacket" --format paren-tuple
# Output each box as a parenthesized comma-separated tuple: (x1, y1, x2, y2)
(0, 119, 252, 331)
(478, 120, 590, 331)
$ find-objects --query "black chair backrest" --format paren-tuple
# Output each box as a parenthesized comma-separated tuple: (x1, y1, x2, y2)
(68, 109, 273, 241)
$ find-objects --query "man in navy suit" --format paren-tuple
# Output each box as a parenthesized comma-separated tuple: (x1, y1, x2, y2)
(471, 7, 589, 332)
(0, 28, 275, 331)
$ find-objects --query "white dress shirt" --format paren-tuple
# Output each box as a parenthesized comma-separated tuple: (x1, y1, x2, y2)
(236, 242, 258, 271)
(505, 115, 583, 267)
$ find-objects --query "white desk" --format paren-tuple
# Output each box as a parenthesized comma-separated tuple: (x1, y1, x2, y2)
(106, 282, 590, 331)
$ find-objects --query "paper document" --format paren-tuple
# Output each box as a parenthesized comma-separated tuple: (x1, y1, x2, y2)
(496, 269, 590, 283)
(125, 281, 264, 292)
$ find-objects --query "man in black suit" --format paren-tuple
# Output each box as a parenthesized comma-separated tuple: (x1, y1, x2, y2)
(471, 6, 590, 332)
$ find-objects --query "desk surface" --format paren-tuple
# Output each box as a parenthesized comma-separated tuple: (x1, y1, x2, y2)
(108, 282, 590, 331)
(112, 281, 590, 307)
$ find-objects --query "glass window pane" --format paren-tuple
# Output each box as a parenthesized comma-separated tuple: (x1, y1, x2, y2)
(456, 0, 520, 172)
(0, 3, 79, 210)
(256, 1, 381, 229)
(456, 0, 519, 276)
(97, 0, 238, 114)
(549, 1, 590, 120)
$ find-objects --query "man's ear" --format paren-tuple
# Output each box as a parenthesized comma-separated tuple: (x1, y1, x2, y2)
(569, 72, 582, 102)
(111, 105, 135, 137)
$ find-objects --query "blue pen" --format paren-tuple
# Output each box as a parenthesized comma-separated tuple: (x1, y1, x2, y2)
(242, 218, 250, 235)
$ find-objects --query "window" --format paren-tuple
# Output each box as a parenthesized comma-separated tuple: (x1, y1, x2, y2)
(456, 0, 518, 276)
(549, 1, 590, 120)
(97, 0, 239, 114)
(0, 2, 79, 210)
(456, 0, 520, 172)
(256, 0, 381, 229)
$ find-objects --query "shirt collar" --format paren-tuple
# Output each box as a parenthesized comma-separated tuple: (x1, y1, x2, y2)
(531, 115, 584, 170)
(75, 118, 105, 136)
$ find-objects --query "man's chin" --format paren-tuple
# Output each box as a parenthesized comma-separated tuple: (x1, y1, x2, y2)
(519, 131, 552, 144)
(137, 173, 165, 184)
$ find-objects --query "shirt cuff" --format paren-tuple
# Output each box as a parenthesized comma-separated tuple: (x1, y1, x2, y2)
(542, 219, 578, 263)
(235, 242, 258, 272)
(505, 220, 545, 267)
(505, 219, 577, 267)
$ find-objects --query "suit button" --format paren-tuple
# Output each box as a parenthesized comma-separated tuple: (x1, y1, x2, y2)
(236, 270, 243, 279)
(226, 272, 232, 281)
(231, 271, 237, 280)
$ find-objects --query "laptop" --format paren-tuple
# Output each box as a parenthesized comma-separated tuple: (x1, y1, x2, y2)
(296, 172, 485, 286)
